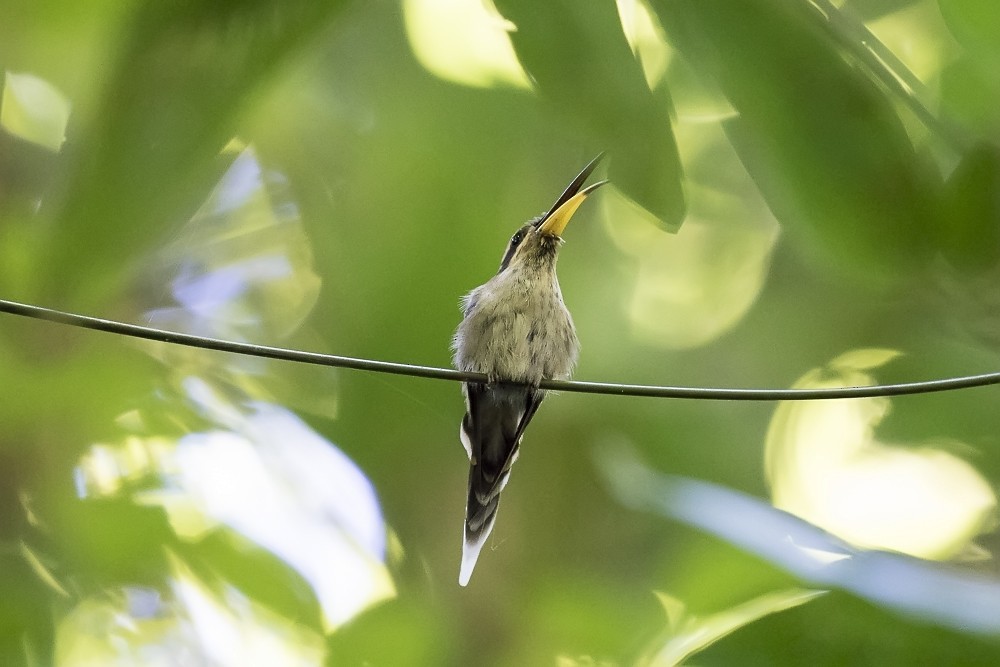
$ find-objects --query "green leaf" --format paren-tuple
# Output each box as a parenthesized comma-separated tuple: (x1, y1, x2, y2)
(939, 0, 1000, 62)
(0, 71, 71, 152)
(41, 0, 347, 309)
(941, 57, 1000, 139)
(940, 142, 1000, 271)
(650, 0, 939, 280)
(643, 588, 824, 666)
(494, 0, 686, 231)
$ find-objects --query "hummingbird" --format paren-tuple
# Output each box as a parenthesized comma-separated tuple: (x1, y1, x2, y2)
(452, 154, 606, 586)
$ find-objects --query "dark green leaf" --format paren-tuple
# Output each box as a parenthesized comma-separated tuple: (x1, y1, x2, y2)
(494, 0, 686, 230)
(650, 0, 939, 279)
(940, 143, 1000, 271)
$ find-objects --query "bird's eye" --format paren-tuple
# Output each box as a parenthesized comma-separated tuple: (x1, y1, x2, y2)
(498, 229, 528, 272)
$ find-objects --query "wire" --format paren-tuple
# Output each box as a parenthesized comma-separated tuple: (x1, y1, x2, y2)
(1, 298, 998, 401)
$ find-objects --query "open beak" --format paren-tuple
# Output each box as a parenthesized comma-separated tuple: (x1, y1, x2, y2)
(536, 153, 607, 237)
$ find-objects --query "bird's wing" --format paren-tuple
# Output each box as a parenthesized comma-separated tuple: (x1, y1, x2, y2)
(464, 384, 543, 501)
(487, 389, 542, 496)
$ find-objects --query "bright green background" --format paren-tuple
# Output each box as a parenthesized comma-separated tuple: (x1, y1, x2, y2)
(1, 0, 1000, 664)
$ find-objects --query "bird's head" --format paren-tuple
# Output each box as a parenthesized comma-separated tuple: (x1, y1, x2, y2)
(497, 154, 607, 274)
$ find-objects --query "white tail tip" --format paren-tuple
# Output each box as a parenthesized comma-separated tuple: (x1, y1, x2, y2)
(459, 534, 488, 586)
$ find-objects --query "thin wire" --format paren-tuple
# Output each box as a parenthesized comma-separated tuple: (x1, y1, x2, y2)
(1, 298, 998, 401)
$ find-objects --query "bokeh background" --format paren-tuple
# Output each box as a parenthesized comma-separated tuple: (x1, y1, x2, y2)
(2, 0, 1000, 664)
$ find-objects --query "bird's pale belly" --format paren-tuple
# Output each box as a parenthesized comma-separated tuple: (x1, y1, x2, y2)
(459, 297, 577, 385)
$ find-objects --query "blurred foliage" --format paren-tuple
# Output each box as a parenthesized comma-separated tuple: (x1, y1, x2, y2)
(495, 0, 686, 230)
(1, 0, 1000, 665)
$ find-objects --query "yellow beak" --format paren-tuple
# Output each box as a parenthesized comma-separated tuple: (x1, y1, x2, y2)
(537, 180, 607, 237)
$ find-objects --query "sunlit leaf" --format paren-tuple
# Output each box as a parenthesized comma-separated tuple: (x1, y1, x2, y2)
(641, 588, 823, 666)
(852, 0, 925, 21)
(615, 0, 672, 89)
(53, 557, 325, 667)
(77, 377, 395, 632)
(0, 71, 70, 152)
(601, 112, 779, 349)
(765, 349, 996, 560)
(403, 0, 530, 89)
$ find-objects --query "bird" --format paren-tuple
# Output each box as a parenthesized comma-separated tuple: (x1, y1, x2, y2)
(452, 154, 606, 586)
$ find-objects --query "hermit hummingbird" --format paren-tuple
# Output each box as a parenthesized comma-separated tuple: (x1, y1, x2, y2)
(452, 154, 606, 585)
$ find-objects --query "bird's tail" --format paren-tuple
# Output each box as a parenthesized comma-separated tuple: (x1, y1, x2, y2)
(459, 462, 513, 586)
(458, 480, 500, 586)
(458, 383, 541, 586)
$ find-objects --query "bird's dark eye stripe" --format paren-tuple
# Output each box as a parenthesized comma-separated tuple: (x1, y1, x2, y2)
(497, 230, 525, 272)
